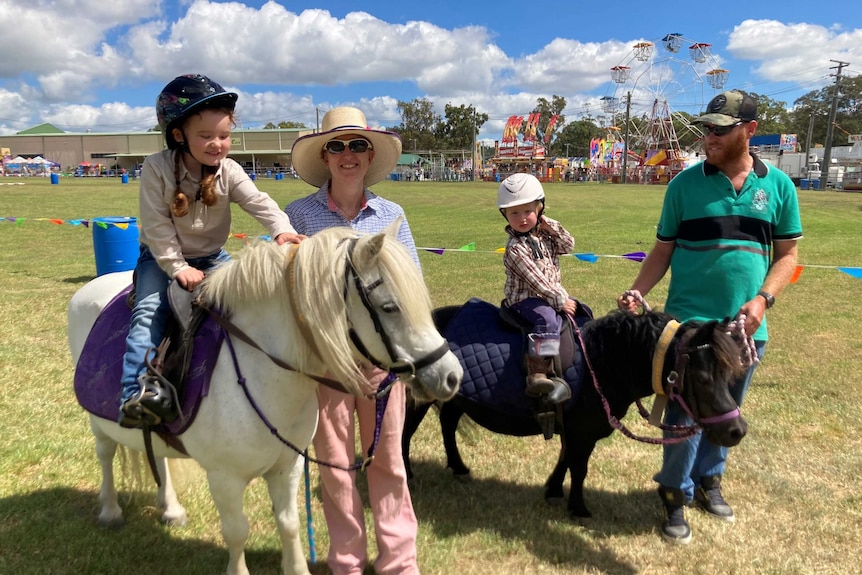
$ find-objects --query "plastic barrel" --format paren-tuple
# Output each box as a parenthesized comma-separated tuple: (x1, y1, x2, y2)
(92, 216, 139, 276)
(800, 178, 809, 190)
(50, 173, 59, 185)
(811, 179, 820, 190)
(121, 173, 129, 184)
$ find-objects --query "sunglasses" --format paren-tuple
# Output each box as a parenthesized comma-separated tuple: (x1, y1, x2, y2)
(702, 121, 748, 137)
(324, 139, 372, 154)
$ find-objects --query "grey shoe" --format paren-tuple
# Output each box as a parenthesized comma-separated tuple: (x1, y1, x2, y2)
(694, 475, 735, 523)
(658, 486, 692, 544)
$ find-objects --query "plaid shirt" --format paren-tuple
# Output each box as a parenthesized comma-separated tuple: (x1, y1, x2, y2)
(503, 216, 574, 310)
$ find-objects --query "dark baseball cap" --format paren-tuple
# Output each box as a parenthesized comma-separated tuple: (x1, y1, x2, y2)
(692, 90, 758, 126)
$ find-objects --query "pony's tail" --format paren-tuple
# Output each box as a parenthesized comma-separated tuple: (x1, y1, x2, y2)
(116, 445, 146, 501)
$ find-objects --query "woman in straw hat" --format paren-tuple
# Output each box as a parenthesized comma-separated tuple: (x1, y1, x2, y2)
(285, 107, 421, 575)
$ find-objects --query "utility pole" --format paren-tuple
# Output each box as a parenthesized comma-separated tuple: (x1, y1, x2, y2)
(621, 92, 632, 184)
(804, 113, 815, 175)
(472, 106, 478, 181)
(822, 59, 849, 187)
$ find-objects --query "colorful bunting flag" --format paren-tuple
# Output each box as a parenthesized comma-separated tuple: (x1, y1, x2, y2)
(3, 217, 861, 281)
(789, 265, 803, 284)
(838, 267, 862, 279)
(623, 251, 647, 262)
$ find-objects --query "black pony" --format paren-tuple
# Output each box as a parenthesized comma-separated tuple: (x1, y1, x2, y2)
(402, 298, 748, 519)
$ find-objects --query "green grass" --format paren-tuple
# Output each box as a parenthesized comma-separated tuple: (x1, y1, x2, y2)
(1, 175, 861, 575)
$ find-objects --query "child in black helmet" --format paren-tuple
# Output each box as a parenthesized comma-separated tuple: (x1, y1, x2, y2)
(498, 173, 576, 404)
(118, 74, 304, 428)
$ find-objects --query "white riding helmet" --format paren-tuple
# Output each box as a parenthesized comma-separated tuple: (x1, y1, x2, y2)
(497, 173, 545, 210)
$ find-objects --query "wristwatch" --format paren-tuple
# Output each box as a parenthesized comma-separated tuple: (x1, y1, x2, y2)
(757, 291, 775, 309)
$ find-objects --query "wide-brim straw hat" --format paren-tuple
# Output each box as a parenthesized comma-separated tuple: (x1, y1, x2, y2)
(291, 107, 402, 188)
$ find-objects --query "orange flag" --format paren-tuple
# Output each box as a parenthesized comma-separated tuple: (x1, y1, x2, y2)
(789, 265, 803, 284)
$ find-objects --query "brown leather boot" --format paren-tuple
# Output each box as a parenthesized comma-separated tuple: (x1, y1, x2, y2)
(525, 355, 556, 397)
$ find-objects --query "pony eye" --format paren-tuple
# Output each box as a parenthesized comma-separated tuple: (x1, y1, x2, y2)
(381, 302, 400, 313)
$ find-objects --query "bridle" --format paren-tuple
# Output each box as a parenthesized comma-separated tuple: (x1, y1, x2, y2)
(197, 236, 449, 472)
(342, 238, 451, 395)
(647, 321, 741, 429)
(572, 315, 741, 445)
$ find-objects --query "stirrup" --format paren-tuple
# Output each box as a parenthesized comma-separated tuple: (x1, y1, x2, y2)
(536, 410, 556, 440)
(546, 377, 571, 404)
(119, 373, 179, 429)
(120, 385, 163, 428)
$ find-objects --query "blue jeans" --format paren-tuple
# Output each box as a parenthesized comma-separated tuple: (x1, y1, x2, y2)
(119, 246, 230, 403)
(511, 297, 563, 356)
(654, 340, 766, 500)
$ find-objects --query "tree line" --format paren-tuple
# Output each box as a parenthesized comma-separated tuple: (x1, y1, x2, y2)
(260, 78, 862, 159)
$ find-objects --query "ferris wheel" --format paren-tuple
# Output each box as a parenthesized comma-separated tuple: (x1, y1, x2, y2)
(601, 33, 728, 175)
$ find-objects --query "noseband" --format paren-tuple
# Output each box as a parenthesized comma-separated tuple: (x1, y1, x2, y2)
(343, 238, 451, 395)
(651, 320, 741, 427)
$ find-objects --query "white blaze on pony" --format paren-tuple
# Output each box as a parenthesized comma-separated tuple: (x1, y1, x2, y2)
(68, 222, 462, 575)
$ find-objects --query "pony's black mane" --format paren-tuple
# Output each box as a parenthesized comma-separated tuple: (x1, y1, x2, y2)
(579, 310, 674, 388)
(578, 310, 742, 401)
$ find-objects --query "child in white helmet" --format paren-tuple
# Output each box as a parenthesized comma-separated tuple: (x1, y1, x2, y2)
(498, 173, 576, 404)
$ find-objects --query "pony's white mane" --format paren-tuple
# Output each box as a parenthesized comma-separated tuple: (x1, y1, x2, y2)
(199, 226, 434, 394)
(201, 240, 290, 308)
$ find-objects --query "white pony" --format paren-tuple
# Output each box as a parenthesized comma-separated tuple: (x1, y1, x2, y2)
(68, 223, 462, 575)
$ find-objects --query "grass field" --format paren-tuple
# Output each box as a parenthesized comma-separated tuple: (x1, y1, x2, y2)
(1, 175, 861, 575)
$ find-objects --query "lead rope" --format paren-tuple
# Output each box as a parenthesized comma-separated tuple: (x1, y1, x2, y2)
(221, 328, 389, 471)
(569, 314, 699, 444)
(726, 313, 759, 369)
(621, 289, 651, 312)
(303, 371, 395, 565)
(304, 456, 317, 565)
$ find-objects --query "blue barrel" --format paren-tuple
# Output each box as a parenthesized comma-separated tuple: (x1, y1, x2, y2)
(50, 173, 59, 185)
(800, 178, 809, 190)
(121, 173, 129, 184)
(250, 172, 257, 181)
(811, 179, 820, 190)
(92, 216, 139, 276)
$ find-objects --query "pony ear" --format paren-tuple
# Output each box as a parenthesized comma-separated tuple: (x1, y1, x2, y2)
(355, 215, 403, 266)
(384, 215, 404, 238)
(352, 229, 386, 267)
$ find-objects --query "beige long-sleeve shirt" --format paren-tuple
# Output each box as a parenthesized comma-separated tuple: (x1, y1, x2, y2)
(138, 149, 296, 278)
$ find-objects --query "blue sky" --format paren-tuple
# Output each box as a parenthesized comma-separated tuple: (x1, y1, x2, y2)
(0, 0, 859, 140)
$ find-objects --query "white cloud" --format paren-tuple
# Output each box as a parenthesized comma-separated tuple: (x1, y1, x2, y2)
(727, 20, 862, 93)
(1, 2, 860, 135)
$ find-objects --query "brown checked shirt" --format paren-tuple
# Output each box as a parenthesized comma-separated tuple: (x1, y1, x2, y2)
(503, 216, 574, 310)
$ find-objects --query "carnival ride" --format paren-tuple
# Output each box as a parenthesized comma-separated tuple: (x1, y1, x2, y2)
(596, 33, 728, 183)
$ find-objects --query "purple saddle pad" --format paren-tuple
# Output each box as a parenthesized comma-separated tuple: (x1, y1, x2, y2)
(443, 298, 584, 420)
(73, 285, 223, 435)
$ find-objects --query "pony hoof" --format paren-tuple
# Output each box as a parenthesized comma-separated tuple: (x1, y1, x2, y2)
(98, 516, 126, 530)
(162, 513, 188, 527)
(568, 510, 593, 524)
(453, 472, 472, 483)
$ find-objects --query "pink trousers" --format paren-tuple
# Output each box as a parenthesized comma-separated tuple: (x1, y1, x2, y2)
(313, 375, 419, 575)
